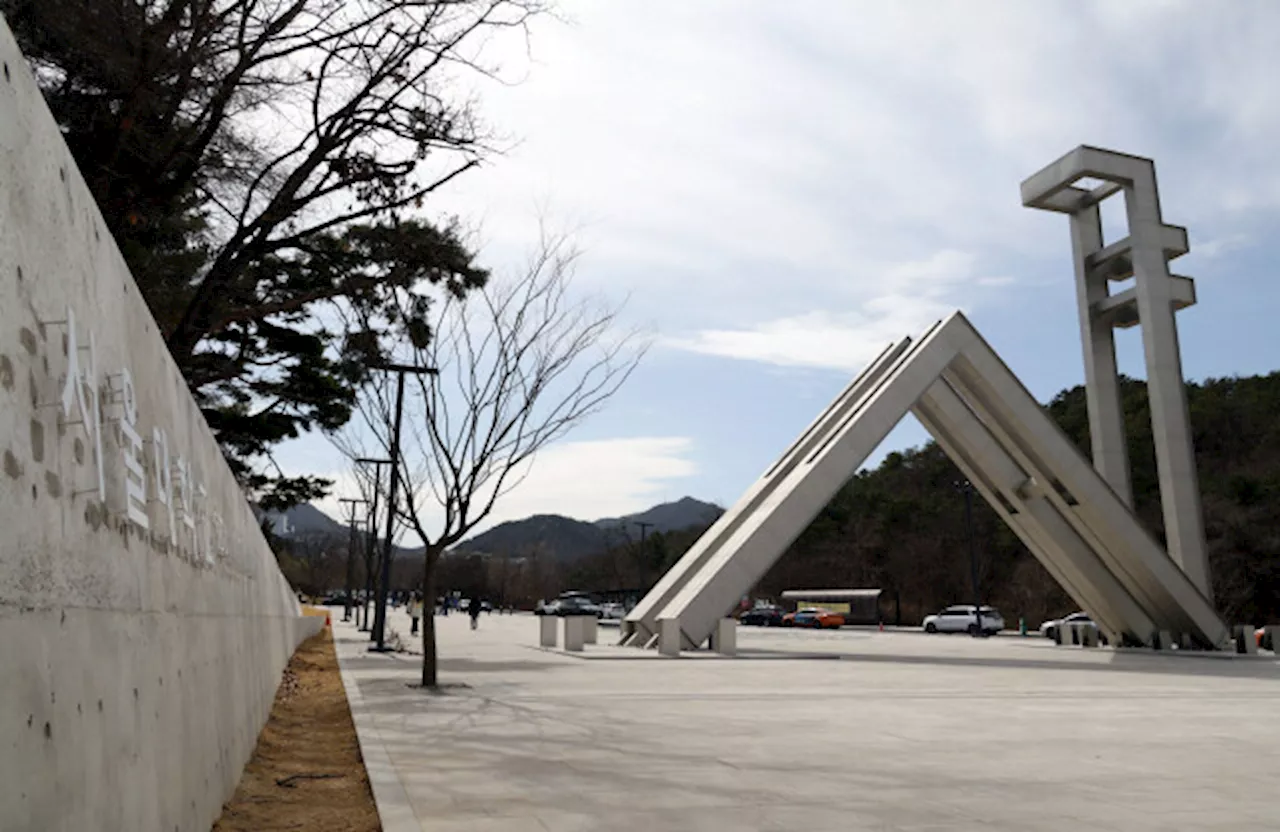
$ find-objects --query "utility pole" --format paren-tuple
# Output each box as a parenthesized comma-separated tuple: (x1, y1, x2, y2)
(370, 362, 438, 652)
(356, 457, 390, 633)
(634, 521, 654, 544)
(956, 479, 983, 638)
(338, 497, 368, 623)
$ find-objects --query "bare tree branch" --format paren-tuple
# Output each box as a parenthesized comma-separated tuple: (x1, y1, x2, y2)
(331, 230, 648, 685)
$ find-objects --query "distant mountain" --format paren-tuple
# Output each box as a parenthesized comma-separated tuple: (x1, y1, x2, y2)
(595, 496, 724, 535)
(451, 497, 724, 562)
(451, 514, 605, 561)
(260, 502, 347, 538)
(256, 496, 725, 563)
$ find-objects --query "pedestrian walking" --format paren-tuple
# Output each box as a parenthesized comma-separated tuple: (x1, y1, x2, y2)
(469, 595, 482, 630)
(409, 593, 422, 635)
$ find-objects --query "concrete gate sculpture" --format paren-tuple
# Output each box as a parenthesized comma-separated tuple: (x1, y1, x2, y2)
(622, 146, 1228, 654)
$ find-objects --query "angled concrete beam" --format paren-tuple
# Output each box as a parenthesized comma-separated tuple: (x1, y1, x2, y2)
(914, 381, 1152, 643)
(653, 315, 977, 651)
(620, 336, 914, 645)
(633, 309, 1227, 653)
(944, 325, 1226, 646)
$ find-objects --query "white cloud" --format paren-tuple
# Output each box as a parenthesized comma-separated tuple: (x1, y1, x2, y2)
(315, 436, 697, 544)
(288, 1, 1280, 525)
(438, 1, 1280, 303)
(1193, 233, 1251, 260)
(663, 249, 994, 372)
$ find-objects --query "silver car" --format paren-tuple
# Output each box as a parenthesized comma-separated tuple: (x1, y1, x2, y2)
(1040, 611, 1107, 644)
(922, 605, 1005, 635)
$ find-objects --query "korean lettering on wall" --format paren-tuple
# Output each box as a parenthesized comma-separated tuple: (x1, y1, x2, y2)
(54, 305, 228, 564)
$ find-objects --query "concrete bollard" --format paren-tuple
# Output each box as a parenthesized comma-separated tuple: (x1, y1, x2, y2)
(539, 616, 557, 648)
(1264, 626, 1280, 653)
(1079, 625, 1098, 647)
(584, 615, 598, 645)
(659, 617, 682, 657)
(564, 616, 585, 652)
(712, 618, 737, 656)
(1151, 630, 1173, 650)
(1234, 625, 1257, 655)
(1056, 623, 1075, 646)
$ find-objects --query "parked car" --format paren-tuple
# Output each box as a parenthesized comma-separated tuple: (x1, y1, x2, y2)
(534, 597, 602, 617)
(739, 606, 784, 627)
(922, 605, 1005, 635)
(792, 607, 844, 629)
(1040, 611, 1108, 644)
(598, 602, 627, 620)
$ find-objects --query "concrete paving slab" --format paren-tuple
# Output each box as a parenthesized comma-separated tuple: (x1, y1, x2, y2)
(332, 609, 1280, 831)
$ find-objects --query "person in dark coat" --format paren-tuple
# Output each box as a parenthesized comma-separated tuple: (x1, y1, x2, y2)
(469, 595, 482, 630)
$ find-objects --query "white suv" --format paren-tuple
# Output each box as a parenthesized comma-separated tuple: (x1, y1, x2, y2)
(922, 605, 1005, 635)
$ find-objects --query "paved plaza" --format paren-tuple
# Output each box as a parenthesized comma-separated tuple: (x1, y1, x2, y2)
(334, 610, 1280, 831)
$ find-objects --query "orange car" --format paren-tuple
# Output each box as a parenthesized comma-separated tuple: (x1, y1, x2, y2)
(787, 607, 844, 629)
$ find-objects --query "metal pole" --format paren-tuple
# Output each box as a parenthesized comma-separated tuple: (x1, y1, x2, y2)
(358, 455, 386, 632)
(634, 521, 653, 543)
(962, 481, 982, 638)
(365, 473, 380, 635)
(358, 460, 385, 633)
(339, 497, 366, 622)
(372, 371, 408, 651)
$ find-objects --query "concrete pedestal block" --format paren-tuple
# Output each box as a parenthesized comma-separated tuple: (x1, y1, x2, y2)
(1152, 630, 1173, 650)
(1056, 624, 1074, 646)
(712, 618, 737, 656)
(539, 616, 558, 647)
(584, 615, 598, 644)
(1264, 625, 1280, 653)
(1079, 626, 1098, 647)
(564, 616, 585, 651)
(659, 618, 682, 657)
(1234, 625, 1257, 654)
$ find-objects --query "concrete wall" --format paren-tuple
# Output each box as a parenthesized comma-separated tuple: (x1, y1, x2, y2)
(0, 17, 324, 832)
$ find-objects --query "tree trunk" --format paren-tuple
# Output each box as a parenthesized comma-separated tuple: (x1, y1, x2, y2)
(421, 547, 441, 688)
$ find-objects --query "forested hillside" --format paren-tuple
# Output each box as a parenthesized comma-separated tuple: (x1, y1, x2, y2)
(754, 372, 1280, 626)
(282, 372, 1280, 621)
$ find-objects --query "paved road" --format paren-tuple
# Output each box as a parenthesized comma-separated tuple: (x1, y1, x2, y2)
(332, 609, 1280, 831)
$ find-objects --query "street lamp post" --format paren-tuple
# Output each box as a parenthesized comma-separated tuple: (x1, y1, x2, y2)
(956, 479, 983, 638)
(338, 497, 368, 622)
(370, 362, 437, 653)
(356, 456, 390, 633)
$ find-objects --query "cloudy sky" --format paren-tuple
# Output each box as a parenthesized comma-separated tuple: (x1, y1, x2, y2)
(276, 0, 1280, 541)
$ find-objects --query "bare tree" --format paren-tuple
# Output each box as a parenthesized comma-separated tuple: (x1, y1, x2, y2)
(5, 0, 548, 506)
(334, 232, 648, 685)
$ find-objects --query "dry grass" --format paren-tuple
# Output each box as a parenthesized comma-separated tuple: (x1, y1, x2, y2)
(212, 627, 381, 832)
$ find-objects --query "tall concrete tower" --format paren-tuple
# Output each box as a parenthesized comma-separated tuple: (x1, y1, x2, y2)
(1021, 146, 1211, 598)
